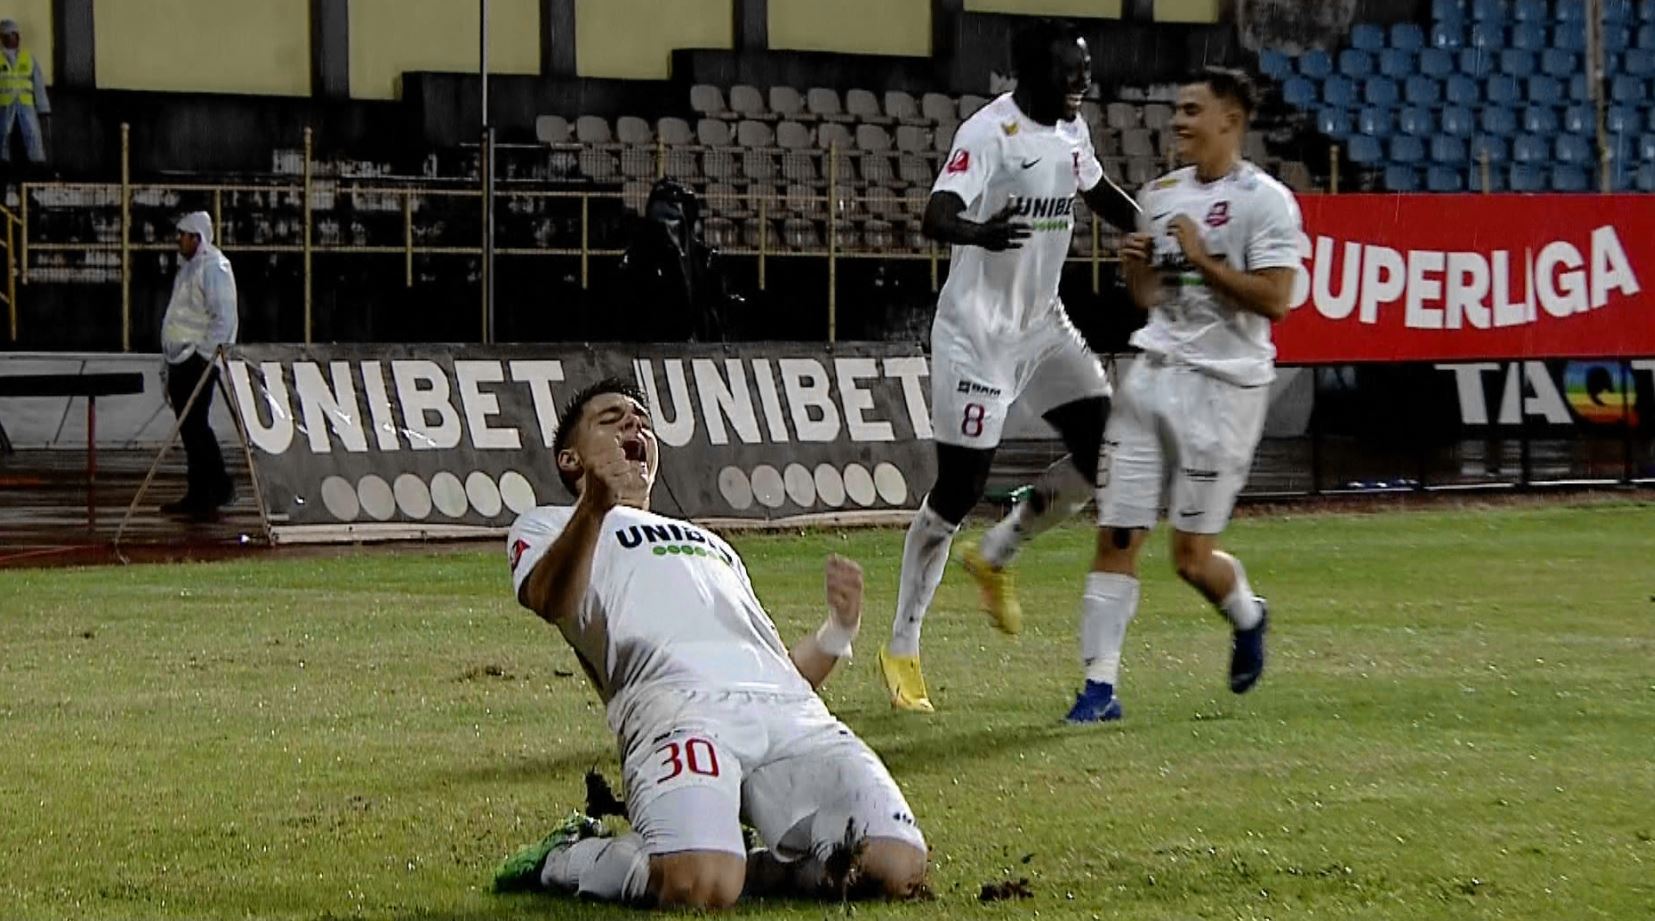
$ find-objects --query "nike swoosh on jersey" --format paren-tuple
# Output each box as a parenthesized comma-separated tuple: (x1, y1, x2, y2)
(1020, 158, 1042, 169)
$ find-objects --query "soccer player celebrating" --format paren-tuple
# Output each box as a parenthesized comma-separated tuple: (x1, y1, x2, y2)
(879, 19, 1139, 713)
(496, 379, 927, 909)
(1068, 67, 1302, 723)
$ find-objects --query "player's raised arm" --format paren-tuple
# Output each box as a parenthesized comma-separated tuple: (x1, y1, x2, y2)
(517, 434, 643, 624)
(789, 554, 863, 689)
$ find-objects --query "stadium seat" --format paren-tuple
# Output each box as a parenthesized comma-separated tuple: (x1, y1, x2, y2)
(1143, 103, 1174, 130)
(1392, 22, 1426, 50)
(897, 154, 932, 186)
(576, 115, 612, 144)
(1481, 106, 1517, 135)
(1554, 23, 1586, 52)
(1384, 165, 1421, 191)
(1427, 165, 1466, 191)
(1324, 75, 1358, 106)
(1243, 133, 1269, 162)
(616, 115, 653, 145)
(1641, 24, 1655, 49)
(1513, 0, 1547, 21)
(730, 85, 768, 119)
(736, 120, 775, 149)
(535, 115, 571, 144)
(933, 121, 959, 153)
(853, 123, 892, 152)
(578, 147, 618, 181)
(1626, 49, 1655, 73)
(1126, 157, 1159, 187)
(1259, 49, 1293, 80)
(1522, 106, 1559, 134)
(691, 85, 734, 120)
(1498, 49, 1536, 76)
(1469, 21, 1502, 49)
(1352, 24, 1385, 50)
(846, 88, 887, 124)
(1446, 75, 1480, 104)
(1608, 0, 1636, 21)
(698, 118, 733, 147)
(1510, 23, 1545, 51)
(1556, 134, 1593, 164)
(1121, 128, 1155, 158)
(892, 124, 928, 153)
(1557, 0, 1586, 21)
(958, 94, 989, 119)
(741, 150, 777, 182)
(1432, 22, 1465, 49)
(1348, 135, 1384, 163)
(1282, 77, 1317, 108)
(1470, 0, 1503, 21)
(1457, 48, 1492, 77)
(921, 92, 955, 124)
(1643, 0, 1655, 21)
(1399, 106, 1434, 136)
(703, 148, 739, 181)
(1340, 50, 1375, 78)
(1512, 134, 1549, 162)
(1430, 0, 1462, 21)
(1400, 80, 1437, 111)
(1379, 49, 1414, 78)
(1390, 136, 1426, 163)
(1639, 163, 1655, 193)
(1540, 49, 1577, 77)
(884, 90, 922, 124)
(1431, 135, 1467, 163)
(1487, 75, 1521, 105)
(816, 121, 854, 154)
(1562, 105, 1594, 134)
(1106, 102, 1140, 129)
(1358, 106, 1393, 137)
(1527, 76, 1563, 105)
(1509, 164, 1546, 190)
(1441, 105, 1476, 136)
(769, 86, 806, 120)
(808, 88, 849, 122)
(1552, 165, 1590, 191)
(1420, 47, 1453, 76)
(1568, 73, 1591, 102)
(1300, 49, 1333, 78)
(1317, 107, 1353, 138)
(657, 117, 693, 146)
(1608, 105, 1640, 135)
(775, 120, 812, 152)
(1470, 134, 1509, 164)
(1606, 24, 1633, 51)
(1364, 77, 1400, 106)
(1611, 75, 1644, 103)
(1639, 133, 1655, 163)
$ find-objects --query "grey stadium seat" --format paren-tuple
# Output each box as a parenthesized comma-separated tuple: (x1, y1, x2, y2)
(705, 181, 747, 217)
(895, 124, 929, 153)
(855, 124, 893, 152)
(807, 87, 848, 122)
(616, 116, 653, 145)
(784, 183, 823, 216)
(1126, 157, 1158, 187)
(1106, 103, 1139, 130)
(933, 122, 959, 153)
(1121, 128, 1155, 158)
(579, 148, 618, 181)
(690, 84, 729, 119)
(535, 115, 571, 144)
(742, 149, 778, 182)
(770, 86, 806, 120)
(730, 84, 768, 119)
(816, 122, 854, 151)
(921, 92, 955, 124)
(898, 154, 933, 186)
(958, 94, 989, 119)
(697, 118, 733, 147)
(776, 121, 813, 149)
(1093, 128, 1119, 158)
(1244, 133, 1268, 163)
(846, 88, 887, 123)
(860, 154, 896, 187)
(622, 180, 651, 214)
(884, 90, 923, 124)
(576, 116, 612, 144)
(702, 148, 739, 182)
(1141, 103, 1173, 131)
(657, 117, 694, 146)
(782, 150, 817, 183)
(863, 185, 901, 219)
(736, 120, 776, 149)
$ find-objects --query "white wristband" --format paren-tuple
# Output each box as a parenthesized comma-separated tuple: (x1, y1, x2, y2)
(814, 615, 859, 659)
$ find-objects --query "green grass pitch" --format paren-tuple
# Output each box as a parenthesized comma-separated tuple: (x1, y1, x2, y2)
(3, 501, 1653, 920)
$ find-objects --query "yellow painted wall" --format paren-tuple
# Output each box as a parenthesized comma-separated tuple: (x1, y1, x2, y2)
(1154, 0, 1222, 23)
(95, 0, 310, 95)
(964, 0, 1122, 17)
(575, 0, 731, 79)
(770, 0, 930, 57)
(7, 0, 52, 86)
(350, 0, 540, 100)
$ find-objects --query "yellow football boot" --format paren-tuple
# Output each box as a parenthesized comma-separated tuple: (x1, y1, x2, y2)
(960, 545, 1022, 636)
(877, 645, 936, 713)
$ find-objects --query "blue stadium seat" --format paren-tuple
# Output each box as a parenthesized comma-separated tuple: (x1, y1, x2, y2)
(1552, 165, 1590, 191)
(1348, 135, 1384, 163)
(1554, 23, 1587, 52)
(1640, 24, 1655, 49)
(1608, 105, 1640, 134)
(1441, 105, 1476, 136)
(1606, 158, 1635, 192)
(1431, 0, 1463, 20)
(1640, 133, 1655, 163)
(1324, 75, 1359, 106)
(1512, 134, 1550, 162)
(1470, 0, 1504, 22)
(1625, 48, 1655, 73)
(1446, 74, 1481, 104)
(1399, 106, 1434, 136)
(1317, 107, 1353, 138)
(1643, 0, 1655, 21)
(1432, 22, 1465, 49)
(1427, 166, 1467, 191)
(1606, 0, 1634, 21)
(1486, 75, 1520, 105)
(1384, 165, 1421, 191)
(1405, 76, 1442, 105)
(1610, 74, 1644, 103)
(1392, 23, 1426, 51)
(1510, 23, 1545, 51)
(1471, 134, 1509, 164)
(1522, 106, 1560, 133)
(1420, 47, 1454, 76)
(1563, 104, 1595, 134)
(1391, 136, 1426, 163)
(1259, 49, 1293, 80)
(1541, 49, 1578, 77)
(1457, 48, 1493, 76)
(1339, 49, 1375, 77)
(1300, 49, 1333, 78)
(1481, 106, 1518, 135)
(1568, 73, 1591, 102)
(1557, 0, 1586, 22)
(1365, 77, 1401, 106)
(1283, 76, 1318, 108)
(1509, 164, 1547, 191)
(1555, 134, 1592, 163)
(1606, 24, 1633, 51)
(1527, 76, 1563, 104)
(1513, 0, 1547, 21)
(1639, 163, 1655, 193)
(1351, 24, 1385, 51)
(1430, 136, 1467, 163)
(1469, 21, 1503, 49)
(1358, 106, 1394, 137)
(1499, 49, 1536, 75)
(1379, 49, 1415, 78)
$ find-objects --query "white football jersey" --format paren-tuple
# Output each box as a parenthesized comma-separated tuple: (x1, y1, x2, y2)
(1130, 161, 1303, 387)
(932, 93, 1105, 339)
(508, 505, 811, 728)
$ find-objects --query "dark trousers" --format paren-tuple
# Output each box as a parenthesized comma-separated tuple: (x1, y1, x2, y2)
(166, 353, 231, 503)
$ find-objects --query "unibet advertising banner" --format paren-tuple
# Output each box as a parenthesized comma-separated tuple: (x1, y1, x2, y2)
(223, 343, 936, 531)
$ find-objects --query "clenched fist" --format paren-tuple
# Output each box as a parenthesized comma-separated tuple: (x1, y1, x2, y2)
(580, 434, 649, 512)
(824, 554, 863, 632)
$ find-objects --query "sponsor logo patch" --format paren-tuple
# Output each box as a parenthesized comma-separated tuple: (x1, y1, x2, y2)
(946, 149, 971, 174)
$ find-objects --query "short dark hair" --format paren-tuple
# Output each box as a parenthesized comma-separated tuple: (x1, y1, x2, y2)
(1188, 66, 1258, 118)
(552, 377, 649, 495)
(1011, 18, 1082, 80)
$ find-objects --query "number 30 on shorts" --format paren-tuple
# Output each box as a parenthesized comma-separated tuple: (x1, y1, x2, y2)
(655, 736, 721, 782)
(961, 403, 987, 438)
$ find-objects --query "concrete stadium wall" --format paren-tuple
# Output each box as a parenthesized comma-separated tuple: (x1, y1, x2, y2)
(574, 0, 732, 79)
(348, 0, 540, 101)
(94, 0, 312, 96)
(769, 0, 932, 56)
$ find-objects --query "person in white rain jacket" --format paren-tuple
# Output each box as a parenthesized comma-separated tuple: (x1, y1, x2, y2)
(160, 211, 239, 519)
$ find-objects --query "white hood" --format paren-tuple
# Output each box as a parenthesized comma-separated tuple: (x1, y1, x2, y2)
(177, 211, 214, 248)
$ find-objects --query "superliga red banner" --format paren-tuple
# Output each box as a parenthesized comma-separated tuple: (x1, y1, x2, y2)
(1275, 194, 1651, 363)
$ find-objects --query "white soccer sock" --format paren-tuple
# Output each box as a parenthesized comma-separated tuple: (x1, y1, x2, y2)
(888, 498, 960, 657)
(980, 455, 1092, 569)
(1214, 550, 1262, 630)
(541, 832, 651, 903)
(1079, 572, 1140, 685)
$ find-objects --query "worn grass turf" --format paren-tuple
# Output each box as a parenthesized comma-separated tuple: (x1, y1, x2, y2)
(3, 501, 1653, 920)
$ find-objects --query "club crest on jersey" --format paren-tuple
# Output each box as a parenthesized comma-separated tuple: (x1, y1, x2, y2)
(1204, 201, 1231, 228)
(1152, 176, 1180, 189)
(1072, 151, 1081, 177)
(509, 538, 530, 571)
(1000, 120, 1019, 136)
(946, 149, 971, 174)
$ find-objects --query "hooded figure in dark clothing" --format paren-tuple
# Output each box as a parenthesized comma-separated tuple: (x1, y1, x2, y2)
(618, 179, 739, 342)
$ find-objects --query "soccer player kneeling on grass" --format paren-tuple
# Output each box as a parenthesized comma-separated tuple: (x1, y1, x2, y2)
(495, 378, 928, 909)
(1069, 68, 1303, 723)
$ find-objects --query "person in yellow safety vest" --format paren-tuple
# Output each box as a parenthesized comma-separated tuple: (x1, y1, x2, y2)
(0, 18, 49, 165)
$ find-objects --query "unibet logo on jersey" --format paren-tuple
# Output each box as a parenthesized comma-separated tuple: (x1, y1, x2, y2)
(1007, 195, 1074, 233)
(615, 521, 735, 568)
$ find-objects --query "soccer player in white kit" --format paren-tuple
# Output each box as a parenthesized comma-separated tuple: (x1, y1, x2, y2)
(1068, 68, 1302, 723)
(877, 20, 1141, 713)
(496, 379, 927, 908)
